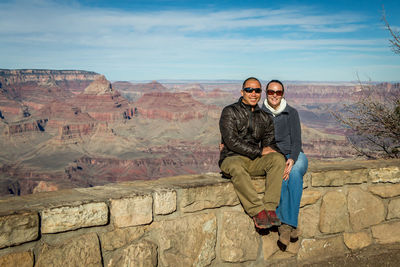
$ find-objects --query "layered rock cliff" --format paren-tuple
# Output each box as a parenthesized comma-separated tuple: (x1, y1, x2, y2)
(134, 92, 217, 121)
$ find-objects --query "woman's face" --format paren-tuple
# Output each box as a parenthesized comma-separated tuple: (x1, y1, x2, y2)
(266, 82, 284, 109)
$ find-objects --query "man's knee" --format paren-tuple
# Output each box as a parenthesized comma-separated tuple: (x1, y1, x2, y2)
(262, 152, 285, 165)
(221, 156, 247, 175)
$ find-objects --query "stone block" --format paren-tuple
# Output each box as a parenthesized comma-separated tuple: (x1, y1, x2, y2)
(0, 212, 38, 249)
(297, 236, 347, 261)
(110, 195, 153, 227)
(262, 229, 300, 261)
(35, 233, 102, 267)
(270, 250, 296, 260)
(153, 188, 176, 215)
(343, 231, 372, 250)
(311, 169, 368, 187)
(105, 240, 157, 267)
(387, 198, 400, 220)
(300, 190, 322, 207)
(220, 211, 260, 262)
(303, 172, 311, 188)
(371, 221, 400, 244)
(0, 251, 34, 267)
(347, 188, 385, 231)
(180, 183, 239, 213)
(298, 204, 320, 238)
(286, 238, 301, 254)
(369, 166, 400, 183)
(151, 213, 216, 267)
(99, 226, 146, 251)
(262, 231, 279, 260)
(368, 183, 400, 198)
(319, 191, 349, 234)
(41, 202, 108, 233)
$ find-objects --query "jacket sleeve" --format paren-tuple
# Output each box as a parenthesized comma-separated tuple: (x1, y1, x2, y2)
(219, 106, 262, 159)
(261, 113, 281, 153)
(289, 108, 302, 163)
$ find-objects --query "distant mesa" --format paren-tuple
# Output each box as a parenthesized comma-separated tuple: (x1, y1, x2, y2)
(134, 92, 210, 121)
(113, 80, 168, 93)
(134, 80, 167, 91)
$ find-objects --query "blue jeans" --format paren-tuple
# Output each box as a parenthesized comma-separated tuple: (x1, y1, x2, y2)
(276, 152, 308, 227)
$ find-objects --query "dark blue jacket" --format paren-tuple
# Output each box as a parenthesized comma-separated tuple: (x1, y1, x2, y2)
(261, 103, 303, 163)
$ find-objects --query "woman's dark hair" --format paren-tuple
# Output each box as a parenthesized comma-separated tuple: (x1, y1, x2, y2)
(242, 77, 261, 89)
(266, 79, 285, 93)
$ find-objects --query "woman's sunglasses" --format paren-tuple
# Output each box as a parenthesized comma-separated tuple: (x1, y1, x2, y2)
(266, 90, 283, 96)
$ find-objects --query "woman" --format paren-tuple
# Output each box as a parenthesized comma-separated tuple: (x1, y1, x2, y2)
(261, 79, 308, 246)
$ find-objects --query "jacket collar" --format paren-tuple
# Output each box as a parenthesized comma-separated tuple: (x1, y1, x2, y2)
(238, 97, 261, 111)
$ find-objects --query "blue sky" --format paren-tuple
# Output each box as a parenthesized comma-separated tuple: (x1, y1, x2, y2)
(1, 0, 399, 82)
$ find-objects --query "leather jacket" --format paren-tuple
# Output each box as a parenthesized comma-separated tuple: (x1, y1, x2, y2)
(219, 97, 280, 166)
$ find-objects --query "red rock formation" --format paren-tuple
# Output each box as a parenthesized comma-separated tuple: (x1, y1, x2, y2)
(0, 69, 101, 122)
(134, 92, 210, 121)
(32, 181, 59, 193)
(4, 119, 47, 135)
(0, 90, 22, 120)
(72, 76, 133, 122)
(65, 144, 220, 183)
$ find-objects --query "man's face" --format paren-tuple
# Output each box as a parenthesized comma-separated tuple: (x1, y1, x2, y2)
(241, 79, 261, 106)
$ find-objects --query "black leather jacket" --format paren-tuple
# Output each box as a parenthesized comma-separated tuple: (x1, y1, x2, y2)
(219, 97, 280, 166)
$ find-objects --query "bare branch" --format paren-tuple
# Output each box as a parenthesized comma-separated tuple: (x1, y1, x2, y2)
(382, 7, 400, 54)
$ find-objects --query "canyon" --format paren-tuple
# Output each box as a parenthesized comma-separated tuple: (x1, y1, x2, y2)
(0, 69, 397, 196)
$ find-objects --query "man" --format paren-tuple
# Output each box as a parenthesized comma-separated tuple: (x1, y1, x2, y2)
(219, 77, 286, 229)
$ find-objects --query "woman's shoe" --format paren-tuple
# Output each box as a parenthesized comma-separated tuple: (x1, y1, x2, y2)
(278, 224, 292, 246)
(290, 227, 301, 240)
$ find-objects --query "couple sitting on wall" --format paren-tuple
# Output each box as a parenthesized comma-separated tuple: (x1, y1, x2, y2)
(219, 77, 308, 246)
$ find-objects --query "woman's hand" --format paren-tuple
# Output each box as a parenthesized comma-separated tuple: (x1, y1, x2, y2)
(283, 159, 294, 181)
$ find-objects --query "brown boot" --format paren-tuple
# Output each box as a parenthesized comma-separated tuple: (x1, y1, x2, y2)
(290, 227, 301, 239)
(278, 224, 292, 246)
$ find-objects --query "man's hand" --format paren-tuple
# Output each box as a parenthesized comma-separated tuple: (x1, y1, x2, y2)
(261, 146, 276, 155)
(283, 159, 294, 181)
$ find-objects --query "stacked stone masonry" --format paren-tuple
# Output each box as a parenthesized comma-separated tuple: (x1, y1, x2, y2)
(0, 159, 399, 266)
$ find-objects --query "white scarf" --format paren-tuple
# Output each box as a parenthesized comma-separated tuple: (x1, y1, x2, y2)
(263, 98, 287, 117)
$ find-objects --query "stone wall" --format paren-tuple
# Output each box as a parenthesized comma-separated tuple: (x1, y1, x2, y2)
(0, 159, 399, 266)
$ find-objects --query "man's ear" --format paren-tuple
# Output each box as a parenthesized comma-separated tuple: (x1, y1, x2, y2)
(240, 90, 244, 97)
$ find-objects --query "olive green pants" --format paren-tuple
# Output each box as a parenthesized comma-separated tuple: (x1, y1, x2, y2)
(220, 153, 285, 217)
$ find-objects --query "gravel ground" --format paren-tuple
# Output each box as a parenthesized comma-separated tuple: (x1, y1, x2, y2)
(303, 244, 400, 266)
(265, 243, 400, 267)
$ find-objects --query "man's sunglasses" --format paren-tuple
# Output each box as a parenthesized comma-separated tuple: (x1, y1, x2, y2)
(266, 90, 284, 96)
(243, 87, 262, 94)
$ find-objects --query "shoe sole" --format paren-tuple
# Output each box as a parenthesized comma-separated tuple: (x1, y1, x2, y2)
(279, 236, 290, 246)
(253, 218, 272, 229)
(271, 221, 281, 226)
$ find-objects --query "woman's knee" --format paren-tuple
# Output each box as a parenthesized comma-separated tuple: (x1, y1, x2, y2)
(292, 153, 308, 174)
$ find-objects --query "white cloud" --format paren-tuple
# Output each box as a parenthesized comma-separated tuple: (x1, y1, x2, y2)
(0, 0, 397, 81)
